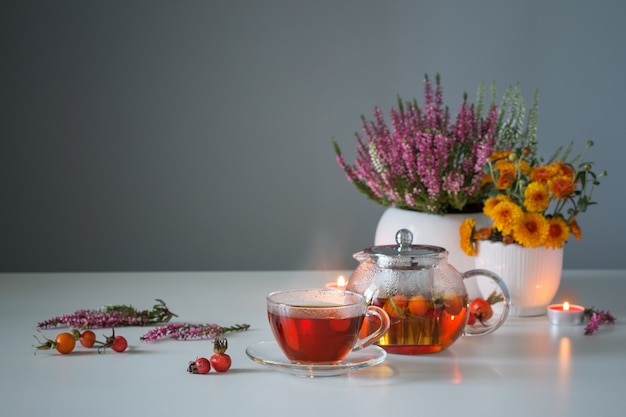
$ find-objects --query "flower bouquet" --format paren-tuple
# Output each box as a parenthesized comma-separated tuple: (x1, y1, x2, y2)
(459, 141, 606, 256)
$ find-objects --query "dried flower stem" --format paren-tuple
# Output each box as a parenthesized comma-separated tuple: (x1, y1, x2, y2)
(37, 299, 178, 329)
(583, 307, 615, 335)
(140, 323, 250, 342)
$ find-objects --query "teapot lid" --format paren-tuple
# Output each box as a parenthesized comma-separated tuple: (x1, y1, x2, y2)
(362, 229, 447, 260)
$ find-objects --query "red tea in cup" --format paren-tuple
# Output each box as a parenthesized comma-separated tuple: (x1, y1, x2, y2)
(267, 289, 390, 364)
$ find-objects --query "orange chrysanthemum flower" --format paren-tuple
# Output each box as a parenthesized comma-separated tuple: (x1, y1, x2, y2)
(552, 162, 575, 180)
(491, 201, 524, 235)
(489, 151, 514, 162)
(549, 175, 576, 199)
(529, 165, 557, 184)
(494, 160, 517, 190)
(459, 218, 476, 256)
(513, 212, 549, 248)
(569, 216, 582, 240)
(497, 174, 514, 190)
(524, 182, 550, 212)
(545, 216, 570, 249)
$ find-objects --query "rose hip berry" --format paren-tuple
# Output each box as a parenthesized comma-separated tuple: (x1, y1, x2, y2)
(188, 357, 211, 374)
(80, 330, 97, 348)
(110, 335, 128, 352)
(97, 328, 128, 353)
(210, 338, 232, 372)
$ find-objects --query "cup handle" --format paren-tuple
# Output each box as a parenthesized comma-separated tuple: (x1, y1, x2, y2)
(462, 269, 511, 336)
(352, 305, 390, 351)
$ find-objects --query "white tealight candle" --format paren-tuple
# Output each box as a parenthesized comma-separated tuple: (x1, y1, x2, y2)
(547, 301, 585, 325)
(325, 275, 347, 290)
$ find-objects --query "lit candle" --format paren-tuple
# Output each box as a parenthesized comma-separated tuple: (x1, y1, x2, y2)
(325, 275, 347, 290)
(547, 301, 585, 325)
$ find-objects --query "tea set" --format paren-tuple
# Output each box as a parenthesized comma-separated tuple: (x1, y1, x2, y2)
(246, 229, 511, 377)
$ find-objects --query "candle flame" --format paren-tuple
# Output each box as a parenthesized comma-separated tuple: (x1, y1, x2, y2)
(563, 301, 570, 311)
(337, 275, 346, 288)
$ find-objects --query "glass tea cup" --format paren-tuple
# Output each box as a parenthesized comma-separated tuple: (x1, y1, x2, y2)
(267, 288, 390, 364)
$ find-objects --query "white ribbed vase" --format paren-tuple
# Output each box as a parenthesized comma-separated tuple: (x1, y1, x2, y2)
(475, 241, 564, 317)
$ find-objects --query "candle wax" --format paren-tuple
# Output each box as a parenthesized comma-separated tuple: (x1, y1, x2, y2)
(547, 303, 585, 326)
(549, 305, 584, 312)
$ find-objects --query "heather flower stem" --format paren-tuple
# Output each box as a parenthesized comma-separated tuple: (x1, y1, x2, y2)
(583, 307, 616, 335)
(140, 323, 251, 342)
(37, 299, 178, 329)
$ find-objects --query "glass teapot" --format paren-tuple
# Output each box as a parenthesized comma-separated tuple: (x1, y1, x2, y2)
(346, 229, 510, 355)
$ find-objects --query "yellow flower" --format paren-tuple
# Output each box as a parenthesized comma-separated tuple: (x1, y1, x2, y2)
(513, 212, 549, 248)
(483, 195, 512, 217)
(545, 216, 570, 249)
(523, 182, 550, 212)
(490, 200, 524, 235)
(459, 218, 476, 256)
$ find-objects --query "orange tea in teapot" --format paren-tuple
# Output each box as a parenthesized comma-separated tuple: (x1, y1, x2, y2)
(372, 293, 469, 354)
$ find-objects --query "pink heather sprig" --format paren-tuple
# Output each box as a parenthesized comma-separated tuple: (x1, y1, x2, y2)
(37, 299, 177, 329)
(332, 73, 498, 214)
(140, 322, 250, 342)
(583, 307, 616, 335)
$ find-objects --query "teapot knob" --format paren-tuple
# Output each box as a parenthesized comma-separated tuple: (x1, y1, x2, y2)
(395, 229, 413, 252)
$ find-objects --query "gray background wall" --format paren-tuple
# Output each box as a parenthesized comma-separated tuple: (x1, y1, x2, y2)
(2, 0, 625, 272)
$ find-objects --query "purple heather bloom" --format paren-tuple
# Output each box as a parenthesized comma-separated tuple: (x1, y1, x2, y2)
(584, 308, 616, 335)
(584, 313, 602, 335)
(37, 299, 177, 329)
(140, 323, 250, 342)
(332, 74, 498, 214)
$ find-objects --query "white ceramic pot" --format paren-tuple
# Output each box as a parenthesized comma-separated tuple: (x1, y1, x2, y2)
(474, 241, 564, 317)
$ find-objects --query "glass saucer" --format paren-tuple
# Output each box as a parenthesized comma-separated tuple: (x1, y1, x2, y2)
(245, 341, 387, 377)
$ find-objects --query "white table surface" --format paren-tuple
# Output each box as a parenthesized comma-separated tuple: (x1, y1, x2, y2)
(1, 270, 625, 417)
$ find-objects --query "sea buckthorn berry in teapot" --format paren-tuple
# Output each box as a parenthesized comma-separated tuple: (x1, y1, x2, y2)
(346, 229, 510, 355)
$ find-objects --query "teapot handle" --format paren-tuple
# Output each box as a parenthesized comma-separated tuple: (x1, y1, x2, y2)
(462, 269, 511, 336)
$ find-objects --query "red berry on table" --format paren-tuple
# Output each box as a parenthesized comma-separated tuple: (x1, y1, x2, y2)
(111, 335, 128, 352)
(188, 357, 211, 374)
(97, 328, 128, 353)
(80, 330, 97, 348)
(210, 338, 232, 372)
